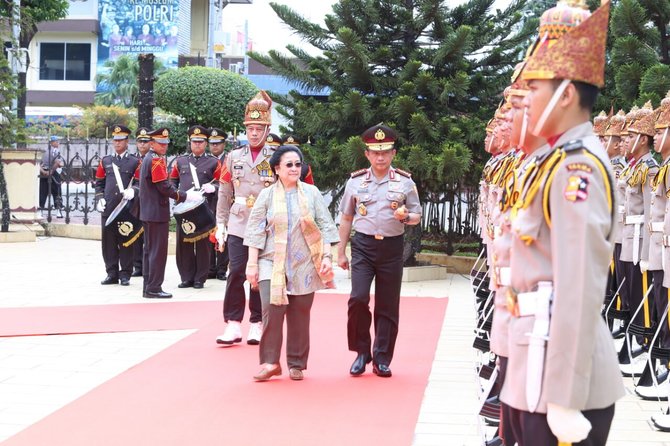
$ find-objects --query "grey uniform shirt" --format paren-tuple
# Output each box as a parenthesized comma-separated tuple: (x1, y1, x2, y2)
(243, 183, 339, 295)
(216, 145, 277, 238)
(611, 156, 627, 245)
(647, 157, 669, 271)
(339, 167, 421, 237)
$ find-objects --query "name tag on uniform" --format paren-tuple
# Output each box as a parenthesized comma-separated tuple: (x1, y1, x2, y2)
(233, 164, 244, 170)
(388, 181, 402, 192)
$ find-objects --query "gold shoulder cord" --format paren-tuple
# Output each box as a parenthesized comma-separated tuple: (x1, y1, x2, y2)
(542, 149, 614, 230)
(652, 165, 667, 192)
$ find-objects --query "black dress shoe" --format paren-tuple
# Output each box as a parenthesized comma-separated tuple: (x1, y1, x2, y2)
(350, 353, 372, 376)
(177, 281, 194, 288)
(193, 282, 204, 289)
(143, 290, 173, 299)
(217, 273, 227, 281)
(131, 269, 143, 277)
(372, 363, 392, 377)
(120, 278, 130, 286)
(101, 276, 118, 285)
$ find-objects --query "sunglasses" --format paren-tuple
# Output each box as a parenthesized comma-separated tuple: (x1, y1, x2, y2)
(283, 161, 302, 168)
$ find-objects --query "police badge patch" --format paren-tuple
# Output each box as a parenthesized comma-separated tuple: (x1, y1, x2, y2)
(564, 175, 589, 202)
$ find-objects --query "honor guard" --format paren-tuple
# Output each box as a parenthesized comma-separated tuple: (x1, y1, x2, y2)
(94, 125, 141, 286)
(215, 91, 278, 345)
(500, 3, 625, 444)
(635, 93, 670, 399)
(603, 111, 628, 335)
(139, 127, 201, 299)
(337, 123, 422, 378)
(131, 127, 152, 278)
(207, 127, 230, 281)
(651, 91, 670, 430)
(620, 101, 659, 376)
(170, 125, 221, 289)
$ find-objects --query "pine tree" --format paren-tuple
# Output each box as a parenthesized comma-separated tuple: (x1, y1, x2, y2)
(250, 0, 533, 204)
(599, 0, 670, 110)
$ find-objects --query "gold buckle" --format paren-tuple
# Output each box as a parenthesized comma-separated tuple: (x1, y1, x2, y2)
(505, 288, 520, 317)
(374, 234, 384, 240)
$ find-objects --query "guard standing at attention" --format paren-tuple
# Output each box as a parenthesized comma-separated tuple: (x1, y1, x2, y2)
(131, 127, 152, 277)
(169, 125, 221, 289)
(139, 127, 201, 299)
(500, 3, 625, 444)
(208, 127, 230, 281)
(94, 125, 140, 286)
(215, 91, 278, 345)
(337, 123, 422, 378)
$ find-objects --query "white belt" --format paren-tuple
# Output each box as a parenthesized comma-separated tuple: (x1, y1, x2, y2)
(234, 196, 248, 205)
(494, 266, 511, 287)
(626, 214, 644, 265)
(515, 291, 540, 317)
(650, 222, 664, 233)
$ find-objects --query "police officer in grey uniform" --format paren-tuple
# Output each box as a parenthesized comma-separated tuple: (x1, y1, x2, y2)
(215, 91, 278, 345)
(337, 123, 422, 378)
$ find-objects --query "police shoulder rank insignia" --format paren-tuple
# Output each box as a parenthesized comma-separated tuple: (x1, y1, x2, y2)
(566, 163, 592, 173)
(351, 169, 367, 178)
(564, 175, 589, 202)
(395, 168, 412, 178)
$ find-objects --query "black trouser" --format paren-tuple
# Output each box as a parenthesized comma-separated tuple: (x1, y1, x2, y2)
(133, 233, 144, 274)
(498, 356, 516, 446)
(651, 270, 670, 348)
(222, 235, 261, 323)
(142, 221, 169, 293)
(348, 232, 404, 366)
(39, 177, 62, 209)
(210, 243, 229, 276)
(508, 404, 615, 446)
(101, 215, 133, 280)
(623, 261, 651, 336)
(613, 244, 628, 311)
(175, 230, 211, 284)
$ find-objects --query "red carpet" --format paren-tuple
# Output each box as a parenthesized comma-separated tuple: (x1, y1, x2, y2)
(2, 294, 447, 446)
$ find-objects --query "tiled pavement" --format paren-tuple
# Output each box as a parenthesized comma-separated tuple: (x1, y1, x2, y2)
(0, 236, 669, 445)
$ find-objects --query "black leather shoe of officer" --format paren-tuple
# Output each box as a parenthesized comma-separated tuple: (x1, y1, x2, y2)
(372, 363, 392, 378)
(143, 291, 173, 299)
(120, 278, 130, 286)
(101, 276, 118, 285)
(131, 269, 143, 277)
(177, 281, 194, 288)
(193, 282, 204, 289)
(350, 353, 372, 376)
(217, 273, 227, 281)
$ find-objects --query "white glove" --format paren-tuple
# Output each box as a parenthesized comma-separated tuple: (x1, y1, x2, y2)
(546, 403, 592, 444)
(96, 198, 106, 213)
(123, 188, 135, 200)
(215, 224, 227, 246)
(55, 167, 63, 174)
(640, 260, 649, 273)
(201, 182, 215, 194)
(185, 190, 203, 202)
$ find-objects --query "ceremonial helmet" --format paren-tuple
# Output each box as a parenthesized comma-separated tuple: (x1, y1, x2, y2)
(593, 111, 609, 137)
(604, 110, 626, 137)
(244, 90, 272, 126)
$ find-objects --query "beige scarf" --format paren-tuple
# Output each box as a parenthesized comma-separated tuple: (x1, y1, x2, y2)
(270, 180, 334, 305)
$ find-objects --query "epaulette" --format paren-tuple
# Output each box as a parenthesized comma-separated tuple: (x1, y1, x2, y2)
(562, 139, 585, 153)
(350, 169, 367, 178)
(395, 168, 412, 178)
(645, 157, 659, 169)
(611, 158, 626, 169)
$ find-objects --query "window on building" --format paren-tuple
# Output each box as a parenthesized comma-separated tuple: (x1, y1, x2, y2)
(39, 42, 91, 81)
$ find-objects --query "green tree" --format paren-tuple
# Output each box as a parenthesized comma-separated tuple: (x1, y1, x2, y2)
(95, 55, 167, 108)
(0, 1, 69, 133)
(598, 0, 670, 111)
(0, 53, 18, 148)
(250, 0, 533, 212)
(75, 105, 136, 139)
(154, 66, 258, 153)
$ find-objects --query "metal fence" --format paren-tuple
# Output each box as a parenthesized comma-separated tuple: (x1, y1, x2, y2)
(35, 139, 482, 240)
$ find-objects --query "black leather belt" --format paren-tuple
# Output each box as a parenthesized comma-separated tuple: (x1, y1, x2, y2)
(355, 232, 403, 241)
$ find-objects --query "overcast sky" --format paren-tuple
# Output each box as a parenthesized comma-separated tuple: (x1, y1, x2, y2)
(221, 0, 514, 54)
